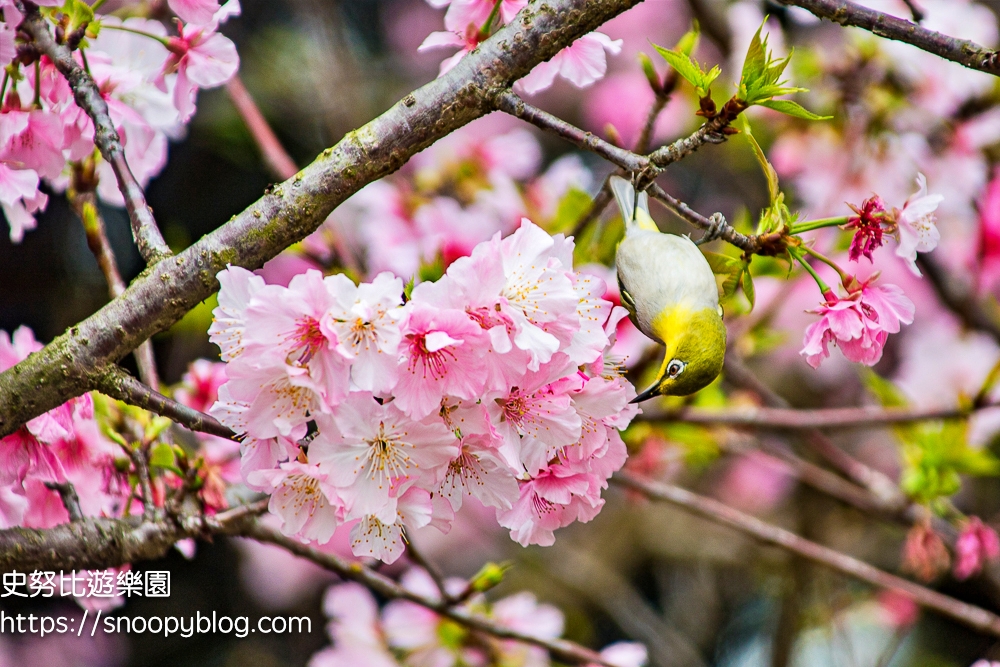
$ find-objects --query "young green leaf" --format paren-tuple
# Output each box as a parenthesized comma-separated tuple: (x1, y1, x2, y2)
(739, 116, 779, 205)
(758, 99, 832, 120)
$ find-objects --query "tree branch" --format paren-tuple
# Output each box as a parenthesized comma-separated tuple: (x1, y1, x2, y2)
(226, 75, 299, 181)
(17, 3, 172, 264)
(243, 522, 620, 667)
(918, 254, 1000, 344)
(615, 472, 1000, 637)
(0, 0, 645, 438)
(0, 499, 267, 573)
(96, 366, 236, 440)
(640, 402, 990, 430)
(69, 190, 161, 390)
(776, 0, 1000, 76)
(647, 183, 763, 253)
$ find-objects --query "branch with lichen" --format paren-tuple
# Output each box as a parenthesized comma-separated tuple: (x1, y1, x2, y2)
(0, 0, 646, 439)
(16, 2, 172, 265)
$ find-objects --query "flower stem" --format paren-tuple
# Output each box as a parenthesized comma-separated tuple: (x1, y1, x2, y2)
(33, 61, 41, 108)
(0, 71, 9, 105)
(101, 24, 172, 47)
(91, 0, 108, 10)
(800, 245, 850, 285)
(789, 216, 850, 234)
(793, 250, 832, 297)
(478, 0, 505, 39)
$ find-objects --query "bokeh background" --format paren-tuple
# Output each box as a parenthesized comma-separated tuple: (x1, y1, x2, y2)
(6, 0, 1000, 665)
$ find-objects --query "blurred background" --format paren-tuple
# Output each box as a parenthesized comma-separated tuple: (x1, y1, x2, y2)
(6, 0, 1000, 665)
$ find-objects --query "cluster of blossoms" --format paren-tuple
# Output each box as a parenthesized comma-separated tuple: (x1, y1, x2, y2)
(419, 0, 621, 94)
(798, 173, 942, 368)
(310, 569, 646, 667)
(0, 327, 125, 529)
(0, 0, 239, 241)
(901, 518, 1000, 582)
(209, 219, 638, 563)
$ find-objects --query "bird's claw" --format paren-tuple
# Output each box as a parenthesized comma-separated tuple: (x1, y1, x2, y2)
(695, 212, 727, 246)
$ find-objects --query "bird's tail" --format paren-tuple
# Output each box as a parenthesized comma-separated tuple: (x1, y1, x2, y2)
(609, 175, 657, 234)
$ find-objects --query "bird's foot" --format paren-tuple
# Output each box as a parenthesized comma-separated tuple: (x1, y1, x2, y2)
(695, 212, 728, 246)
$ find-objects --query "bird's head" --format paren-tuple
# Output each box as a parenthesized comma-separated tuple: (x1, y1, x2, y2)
(631, 305, 727, 402)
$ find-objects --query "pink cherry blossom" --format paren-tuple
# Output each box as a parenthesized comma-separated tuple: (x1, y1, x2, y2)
(593, 642, 649, 667)
(418, 25, 483, 77)
(437, 433, 519, 511)
(486, 358, 583, 475)
(174, 359, 229, 414)
(247, 461, 342, 544)
(310, 395, 457, 519)
(954, 516, 1000, 580)
(349, 486, 433, 563)
(800, 278, 915, 368)
(442, 0, 527, 32)
(161, 7, 241, 121)
(322, 272, 405, 395)
(978, 168, 1000, 295)
(393, 303, 489, 419)
(169, 0, 221, 25)
(894, 173, 943, 275)
(519, 32, 622, 95)
(208, 265, 267, 362)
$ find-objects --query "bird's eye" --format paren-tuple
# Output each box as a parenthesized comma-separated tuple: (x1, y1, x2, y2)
(667, 359, 686, 378)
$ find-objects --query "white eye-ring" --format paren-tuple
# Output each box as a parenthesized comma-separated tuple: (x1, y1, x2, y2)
(666, 359, 686, 378)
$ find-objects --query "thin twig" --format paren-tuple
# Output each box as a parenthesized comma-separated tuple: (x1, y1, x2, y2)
(68, 190, 161, 390)
(44, 481, 83, 522)
(722, 353, 906, 508)
(405, 538, 456, 604)
(900, 0, 924, 23)
(96, 366, 236, 440)
(918, 254, 1000, 345)
(777, 0, 1000, 76)
(244, 522, 620, 667)
(496, 90, 647, 171)
(17, 3, 171, 264)
(226, 75, 299, 181)
(571, 178, 614, 238)
(615, 471, 1000, 637)
(647, 183, 763, 253)
(640, 401, 990, 429)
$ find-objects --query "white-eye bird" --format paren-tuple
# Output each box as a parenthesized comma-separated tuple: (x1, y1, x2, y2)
(610, 175, 726, 402)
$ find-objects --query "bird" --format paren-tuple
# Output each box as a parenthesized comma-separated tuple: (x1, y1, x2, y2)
(610, 175, 726, 403)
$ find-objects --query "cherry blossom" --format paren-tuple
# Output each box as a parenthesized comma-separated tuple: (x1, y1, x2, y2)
(954, 516, 1000, 580)
(845, 195, 886, 263)
(893, 173, 943, 276)
(800, 277, 915, 368)
(519, 33, 623, 95)
(248, 461, 343, 544)
(169, 0, 222, 25)
(441, 0, 527, 32)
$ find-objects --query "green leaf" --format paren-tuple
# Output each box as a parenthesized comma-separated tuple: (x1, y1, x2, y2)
(144, 416, 173, 443)
(758, 99, 831, 120)
(653, 43, 720, 97)
(703, 251, 744, 299)
(60, 0, 94, 32)
(739, 116, 779, 205)
(675, 22, 700, 56)
(739, 23, 768, 91)
(550, 187, 592, 234)
(149, 442, 182, 475)
(741, 269, 756, 309)
(861, 368, 909, 408)
(638, 52, 660, 91)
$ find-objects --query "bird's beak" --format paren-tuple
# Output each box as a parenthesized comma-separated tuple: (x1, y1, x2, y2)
(630, 383, 661, 404)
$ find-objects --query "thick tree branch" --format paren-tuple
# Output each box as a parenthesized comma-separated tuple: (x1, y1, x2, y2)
(615, 472, 1000, 637)
(243, 523, 619, 667)
(95, 366, 236, 440)
(0, 0, 645, 438)
(17, 3, 172, 264)
(226, 75, 299, 181)
(0, 499, 267, 573)
(777, 0, 1000, 76)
